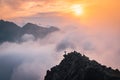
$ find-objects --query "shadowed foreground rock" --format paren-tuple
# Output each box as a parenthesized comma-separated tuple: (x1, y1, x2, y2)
(45, 51, 120, 80)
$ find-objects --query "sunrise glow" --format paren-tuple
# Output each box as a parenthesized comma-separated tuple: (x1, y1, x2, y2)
(71, 4, 83, 16)
(0, 0, 120, 80)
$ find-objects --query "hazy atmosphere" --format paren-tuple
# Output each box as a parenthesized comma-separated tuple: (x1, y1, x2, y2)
(0, 0, 120, 80)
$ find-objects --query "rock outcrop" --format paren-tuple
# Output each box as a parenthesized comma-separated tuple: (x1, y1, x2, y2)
(45, 51, 120, 80)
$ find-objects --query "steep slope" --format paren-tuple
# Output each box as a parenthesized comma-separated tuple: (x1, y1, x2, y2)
(0, 20, 59, 43)
(0, 20, 22, 43)
(45, 51, 120, 80)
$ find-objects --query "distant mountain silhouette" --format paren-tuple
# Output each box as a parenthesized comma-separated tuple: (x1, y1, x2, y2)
(45, 51, 120, 80)
(0, 20, 22, 43)
(0, 20, 59, 44)
(22, 23, 59, 39)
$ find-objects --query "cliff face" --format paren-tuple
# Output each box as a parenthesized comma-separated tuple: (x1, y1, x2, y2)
(45, 51, 120, 80)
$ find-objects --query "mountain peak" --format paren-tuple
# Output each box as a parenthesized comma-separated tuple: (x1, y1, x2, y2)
(24, 23, 38, 27)
(0, 19, 4, 22)
(0, 20, 19, 27)
(23, 23, 41, 29)
(0, 20, 59, 43)
(45, 51, 120, 80)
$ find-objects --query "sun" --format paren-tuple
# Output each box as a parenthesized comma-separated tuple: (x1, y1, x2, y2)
(71, 4, 83, 16)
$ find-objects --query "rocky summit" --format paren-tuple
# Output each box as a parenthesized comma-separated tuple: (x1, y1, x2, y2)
(45, 51, 120, 80)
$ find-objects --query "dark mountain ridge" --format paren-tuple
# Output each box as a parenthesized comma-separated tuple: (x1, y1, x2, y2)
(22, 23, 59, 38)
(45, 51, 120, 80)
(0, 20, 59, 43)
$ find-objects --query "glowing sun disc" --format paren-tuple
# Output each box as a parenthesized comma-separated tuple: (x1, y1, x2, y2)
(71, 4, 83, 15)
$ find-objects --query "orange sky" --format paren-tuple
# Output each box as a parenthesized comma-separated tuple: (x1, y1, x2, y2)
(0, 0, 120, 69)
(0, 0, 120, 20)
(0, 0, 119, 34)
(1, 0, 119, 35)
(0, 0, 120, 32)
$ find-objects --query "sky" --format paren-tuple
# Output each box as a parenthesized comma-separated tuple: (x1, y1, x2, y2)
(0, 0, 120, 80)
